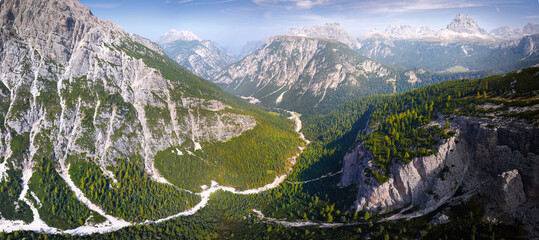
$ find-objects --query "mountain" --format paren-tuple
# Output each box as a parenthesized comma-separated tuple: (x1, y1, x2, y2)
(0, 0, 302, 231)
(358, 14, 539, 73)
(213, 35, 488, 116)
(1, 0, 538, 238)
(490, 26, 523, 39)
(286, 22, 362, 49)
(436, 13, 490, 41)
(158, 29, 201, 43)
(159, 30, 234, 80)
(359, 35, 539, 73)
(524, 23, 539, 35)
(491, 23, 539, 39)
(360, 14, 493, 43)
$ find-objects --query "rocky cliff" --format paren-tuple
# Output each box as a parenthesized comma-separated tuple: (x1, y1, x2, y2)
(341, 115, 539, 234)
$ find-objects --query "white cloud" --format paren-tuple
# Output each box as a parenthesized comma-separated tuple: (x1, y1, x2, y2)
(346, 0, 487, 13)
(524, 15, 539, 19)
(250, 0, 504, 12)
(253, 0, 331, 10)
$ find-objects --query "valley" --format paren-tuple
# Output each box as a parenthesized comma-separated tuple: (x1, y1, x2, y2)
(0, 111, 306, 235)
(0, 0, 538, 239)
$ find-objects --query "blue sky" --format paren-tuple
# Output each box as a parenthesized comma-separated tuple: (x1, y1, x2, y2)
(80, 0, 539, 52)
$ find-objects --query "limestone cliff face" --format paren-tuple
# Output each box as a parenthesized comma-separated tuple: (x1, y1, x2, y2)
(341, 116, 538, 218)
(341, 133, 472, 214)
(0, 0, 255, 176)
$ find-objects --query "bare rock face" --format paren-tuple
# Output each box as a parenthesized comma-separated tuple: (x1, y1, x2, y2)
(342, 133, 471, 213)
(341, 115, 538, 221)
(496, 169, 526, 211)
(0, 0, 255, 177)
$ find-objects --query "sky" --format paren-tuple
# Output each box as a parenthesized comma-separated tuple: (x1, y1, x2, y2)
(80, 0, 539, 53)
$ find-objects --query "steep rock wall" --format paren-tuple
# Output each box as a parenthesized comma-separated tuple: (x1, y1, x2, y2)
(341, 116, 538, 217)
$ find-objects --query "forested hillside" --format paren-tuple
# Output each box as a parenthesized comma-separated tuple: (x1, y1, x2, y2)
(4, 66, 536, 240)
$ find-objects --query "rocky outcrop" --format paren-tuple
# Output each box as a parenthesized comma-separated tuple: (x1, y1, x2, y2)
(341, 115, 539, 219)
(496, 169, 526, 211)
(342, 133, 472, 213)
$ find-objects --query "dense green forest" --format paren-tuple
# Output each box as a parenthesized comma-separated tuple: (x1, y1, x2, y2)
(0, 163, 33, 223)
(69, 156, 200, 222)
(0, 133, 33, 223)
(28, 157, 105, 230)
(155, 110, 303, 191)
(116, 37, 305, 192)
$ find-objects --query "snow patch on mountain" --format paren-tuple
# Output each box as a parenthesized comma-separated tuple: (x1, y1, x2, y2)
(359, 14, 499, 42)
(158, 29, 201, 44)
(286, 22, 361, 49)
(359, 25, 435, 40)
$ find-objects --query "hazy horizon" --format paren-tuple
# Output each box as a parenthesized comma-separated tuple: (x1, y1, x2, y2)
(80, 0, 539, 53)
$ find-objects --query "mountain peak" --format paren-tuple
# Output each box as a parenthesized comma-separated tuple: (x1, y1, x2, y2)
(446, 13, 487, 35)
(523, 23, 539, 35)
(159, 29, 201, 44)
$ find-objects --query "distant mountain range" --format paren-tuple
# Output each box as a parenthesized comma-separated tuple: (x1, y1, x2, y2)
(359, 14, 539, 42)
(155, 14, 538, 117)
(285, 23, 362, 50)
(159, 30, 235, 80)
(356, 14, 539, 73)
(213, 35, 488, 116)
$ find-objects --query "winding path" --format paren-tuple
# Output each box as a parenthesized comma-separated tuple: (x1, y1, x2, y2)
(286, 170, 343, 185)
(0, 111, 308, 235)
